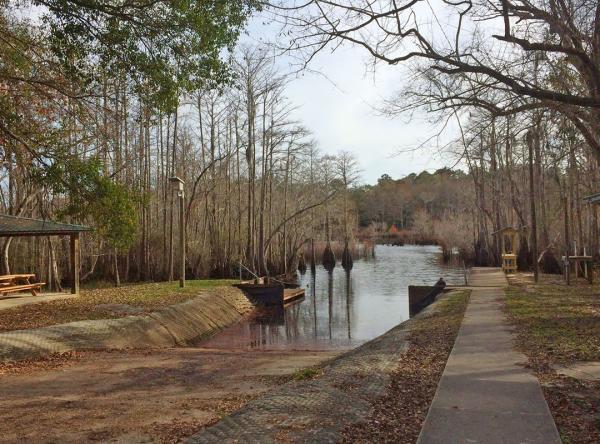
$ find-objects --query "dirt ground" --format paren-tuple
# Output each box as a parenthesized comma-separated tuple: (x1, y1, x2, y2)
(0, 347, 339, 443)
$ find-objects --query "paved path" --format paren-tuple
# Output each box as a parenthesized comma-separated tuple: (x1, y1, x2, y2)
(418, 268, 561, 444)
(0, 292, 77, 311)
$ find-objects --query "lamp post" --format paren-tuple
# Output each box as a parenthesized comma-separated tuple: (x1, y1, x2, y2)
(169, 176, 185, 288)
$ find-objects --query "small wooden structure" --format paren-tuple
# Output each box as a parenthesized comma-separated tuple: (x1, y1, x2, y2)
(492, 227, 521, 273)
(0, 215, 91, 294)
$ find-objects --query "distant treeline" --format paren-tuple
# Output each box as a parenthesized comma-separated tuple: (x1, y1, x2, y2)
(352, 168, 474, 259)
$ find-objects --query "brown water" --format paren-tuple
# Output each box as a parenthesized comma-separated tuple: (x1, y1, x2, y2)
(202, 245, 465, 351)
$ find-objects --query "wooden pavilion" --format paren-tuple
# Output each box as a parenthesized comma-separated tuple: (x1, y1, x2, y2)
(0, 215, 91, 294)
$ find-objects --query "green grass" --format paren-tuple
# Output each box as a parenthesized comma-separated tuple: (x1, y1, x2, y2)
(505, 280, 600, 363)
(438, 290, 470, 313)
(292, 367, 321, 381)
(0, 279, 237, 333)
(410, 290, 470, 335)
(81, 278, 237, 291)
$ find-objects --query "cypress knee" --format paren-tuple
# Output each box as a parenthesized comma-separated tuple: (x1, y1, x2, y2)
(341, 239, 353, 271)
(323, 241, 336, 271)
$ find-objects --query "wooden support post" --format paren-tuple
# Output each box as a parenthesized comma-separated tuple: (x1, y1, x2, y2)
(70, 233, 80, 294)
(169, 176, 185, 288)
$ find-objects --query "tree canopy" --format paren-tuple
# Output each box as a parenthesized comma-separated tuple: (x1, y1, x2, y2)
(1, 0, 259, 255)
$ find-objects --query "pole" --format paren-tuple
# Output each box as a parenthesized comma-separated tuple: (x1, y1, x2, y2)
(527, 131, 539, 283)
(168, 198, 174, 281)
(70, 233, 80, 294)
(179, 189, 185, 288)
(564, 193, 571, 285)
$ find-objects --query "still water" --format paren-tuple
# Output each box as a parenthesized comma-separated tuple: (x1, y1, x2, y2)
(202, 245, 465, 351)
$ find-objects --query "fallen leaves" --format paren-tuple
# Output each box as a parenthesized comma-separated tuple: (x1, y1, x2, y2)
(0, 351, 82, 376)
(149, 394, 257, 444)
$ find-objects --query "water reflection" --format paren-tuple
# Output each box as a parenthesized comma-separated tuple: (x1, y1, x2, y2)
(201, 245, 464, 351)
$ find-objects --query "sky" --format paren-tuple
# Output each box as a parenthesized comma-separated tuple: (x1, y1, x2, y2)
(242, 11, 461, 186)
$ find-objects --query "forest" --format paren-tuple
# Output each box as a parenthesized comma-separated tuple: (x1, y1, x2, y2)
(354, 169, 472, 254)
(273, 0, 600, 278)
(2, 0, 600, 286)
(355, 149, 596, 274)
(1, 2, 363, 287)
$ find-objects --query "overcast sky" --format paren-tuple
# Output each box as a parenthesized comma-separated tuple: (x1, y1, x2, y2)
(242, 11, 461, 186)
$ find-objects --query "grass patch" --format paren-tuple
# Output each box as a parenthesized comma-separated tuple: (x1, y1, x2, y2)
(505, 281, 600, 363)
(292, 367, 321, 381)
(505, 275, 600, 443)
(0, 279, 237, 333)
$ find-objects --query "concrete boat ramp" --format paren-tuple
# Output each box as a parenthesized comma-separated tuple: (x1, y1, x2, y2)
(418, 268, 560, 443)
(184, 268, 560, 443)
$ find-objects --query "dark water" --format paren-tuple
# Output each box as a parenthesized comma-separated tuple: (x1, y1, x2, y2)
(202, 245, 465, 351)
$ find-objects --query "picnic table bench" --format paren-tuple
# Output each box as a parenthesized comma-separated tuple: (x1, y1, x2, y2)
(0, 274, 45, 296)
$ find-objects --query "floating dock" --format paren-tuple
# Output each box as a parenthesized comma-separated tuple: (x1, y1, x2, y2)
(283, 288, 305, 305)
(235, 283, 305, 306)
(408, 284, 445, 317)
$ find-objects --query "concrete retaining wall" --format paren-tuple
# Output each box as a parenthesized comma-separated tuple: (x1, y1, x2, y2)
(0, 287, 253, 362)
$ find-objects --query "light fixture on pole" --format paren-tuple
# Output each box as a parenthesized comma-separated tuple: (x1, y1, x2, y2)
(169, 176, 185, 288)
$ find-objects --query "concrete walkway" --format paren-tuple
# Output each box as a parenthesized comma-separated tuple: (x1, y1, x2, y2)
(0, 292, 77, 311)
(418, 268, 561, 444)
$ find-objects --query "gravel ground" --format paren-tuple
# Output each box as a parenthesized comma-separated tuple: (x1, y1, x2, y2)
(0, 347, 338, 443)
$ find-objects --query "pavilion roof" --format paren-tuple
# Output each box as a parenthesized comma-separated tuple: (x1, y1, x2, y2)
(0, 215, 91, 237)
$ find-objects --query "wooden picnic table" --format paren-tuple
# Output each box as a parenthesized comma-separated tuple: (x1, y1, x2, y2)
(0, 274, 45, 296)
(0, 274, 35, 282)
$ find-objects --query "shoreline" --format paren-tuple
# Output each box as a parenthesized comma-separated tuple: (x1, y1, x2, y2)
(186, 290, 469, 443)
